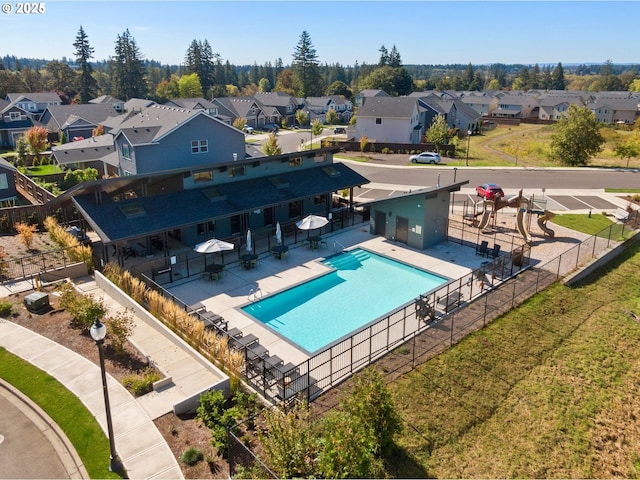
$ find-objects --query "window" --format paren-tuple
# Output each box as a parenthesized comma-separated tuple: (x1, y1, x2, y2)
(191, 139, 208, 154)
(289, 157, 302, 167)
(9, 112, 20, 121)
(286, 104, 293, 113)
(197, 221, 215, 236)
(314, 194, 326, 205)
(229, 166, 245, 177)
(314, 153, 327, 163)
(289, 201, 302, 219)
(376, 118, 382, 124)
(0, 173, 7, 190)
(193, 170, 213, 182)
(122, 143, 130, 159)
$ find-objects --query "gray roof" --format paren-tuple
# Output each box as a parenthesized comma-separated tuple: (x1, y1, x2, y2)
(113, 104, 236, 145)
(6, 92, 62, 105)
(51, 134, 118, 166)
(124, 98, 156, 112)
(587, 96, 638, 111)
(253, 92, 296, 107)
(212, 97, 262, 118)
(165, 98, 217, 110)
(72, 161, 369, 243)
(90, 95, 124, 105)
(357, 89, 389, 98)
(42, 104, 121, 131)
(357, 97, 419, 118)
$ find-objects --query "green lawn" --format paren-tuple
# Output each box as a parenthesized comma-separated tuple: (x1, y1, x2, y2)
(387, 241, 640, 478)
(551, 213, 629, 240)
(25, 164, 63, 175)
(0, 348, 123, 479)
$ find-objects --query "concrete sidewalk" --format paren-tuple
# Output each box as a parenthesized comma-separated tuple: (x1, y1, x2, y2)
(0, 320, 183, 479)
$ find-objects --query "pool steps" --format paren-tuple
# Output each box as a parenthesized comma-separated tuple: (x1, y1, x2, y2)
(324, 249, 370, 270)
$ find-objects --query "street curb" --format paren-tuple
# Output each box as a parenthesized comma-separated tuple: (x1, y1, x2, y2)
(0, 377, 89, 479)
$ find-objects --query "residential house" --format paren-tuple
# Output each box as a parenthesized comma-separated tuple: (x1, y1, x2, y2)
(587, 94, 638, 124)
(537, 94, 586, 121)
(0, 157, 18, 206)
(40, 104, 122, 142)
(354, 89, 389, 107)
(211, 97, 265, 129)
(124, 98, 156, 113)
(51, 134, 119, 178)
(5, 92, 62, 120)
(305, 96, 353, 124)
(112, 104, 246, 176)
(460, 93, 497, 117)
(355, 96, 422, 143)
(164, 98, 218, 117)
(490, 93, 539, 119)
(90, 95, 125, 113)
(253, 92, 298, 126)
(0, 101, 42, 148)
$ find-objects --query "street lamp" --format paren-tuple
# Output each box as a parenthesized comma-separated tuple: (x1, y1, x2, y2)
(90, 318, 123, 473)
(465, 129, 472, 167)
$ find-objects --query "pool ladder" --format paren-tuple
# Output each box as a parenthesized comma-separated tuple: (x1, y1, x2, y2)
(248, 287, 263, 302)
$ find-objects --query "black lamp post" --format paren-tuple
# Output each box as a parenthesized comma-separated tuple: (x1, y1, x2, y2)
(465, 129, 472, 167)
(90, 318, 123, 473)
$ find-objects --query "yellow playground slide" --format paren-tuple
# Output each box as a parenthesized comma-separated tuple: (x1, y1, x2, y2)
(537, 210, 555, 238)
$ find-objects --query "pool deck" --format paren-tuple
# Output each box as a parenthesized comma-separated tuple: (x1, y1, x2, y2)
(166, 226, 494, 366)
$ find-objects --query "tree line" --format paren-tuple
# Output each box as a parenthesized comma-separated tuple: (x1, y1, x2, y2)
(1, 28, 639, 103)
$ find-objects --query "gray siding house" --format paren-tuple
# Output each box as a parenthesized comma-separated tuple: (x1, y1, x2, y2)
(113, 104, 246, 176)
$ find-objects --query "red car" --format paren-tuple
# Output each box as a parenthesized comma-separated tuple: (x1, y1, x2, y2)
(476, 183, 505, 200)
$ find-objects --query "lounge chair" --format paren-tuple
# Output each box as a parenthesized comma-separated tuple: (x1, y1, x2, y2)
(475, 240, 489, 256)
(488, 244, 501, 258)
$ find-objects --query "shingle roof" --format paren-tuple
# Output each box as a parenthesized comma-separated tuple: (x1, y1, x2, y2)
(42, 104, 121, 131)
(165, 98, 217, 110)
(6, 92, 62, 104)
(72, 162, 369, 243)
(51, 134, 118, 166)
(357, 97, 418, 118)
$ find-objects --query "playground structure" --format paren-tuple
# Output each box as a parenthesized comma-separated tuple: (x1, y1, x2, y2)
(464, 189, 554, 244)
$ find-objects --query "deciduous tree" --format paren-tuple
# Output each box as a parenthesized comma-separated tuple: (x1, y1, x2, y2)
(24, 126, 48, 163)
(551, 104, 604, 166)
(615, 139, 639, 168)
(425, 114, 450, 152)
(178, 72, 203, 98)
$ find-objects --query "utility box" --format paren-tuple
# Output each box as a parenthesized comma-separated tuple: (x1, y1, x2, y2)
(24, 292, 50, 313)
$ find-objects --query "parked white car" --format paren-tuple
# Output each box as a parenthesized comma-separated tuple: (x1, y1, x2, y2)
(410, 151, 441, 164)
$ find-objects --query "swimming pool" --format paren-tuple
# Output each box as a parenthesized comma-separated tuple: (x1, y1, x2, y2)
(241, 248, 447, 353)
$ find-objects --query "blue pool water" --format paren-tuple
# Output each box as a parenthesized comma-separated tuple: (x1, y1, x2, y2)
(241, 248, 447, 353)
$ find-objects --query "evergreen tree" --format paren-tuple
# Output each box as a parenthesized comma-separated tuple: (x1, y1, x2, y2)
(111, 29, 147, 100)
(388, 45, 402, 68)
(73, 26, 98, 103)
(463, 63, 474, 89)
(185, 39, 216, 95)
(292, 31, 322, 97)
(551, 62, 566, 90)
(378, 46, 389, 66)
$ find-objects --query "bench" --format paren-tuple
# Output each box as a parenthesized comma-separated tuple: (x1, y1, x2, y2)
(613, 207, 630, 222)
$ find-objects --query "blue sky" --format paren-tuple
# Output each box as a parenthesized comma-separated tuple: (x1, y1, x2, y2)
(1, 1, 638, 67)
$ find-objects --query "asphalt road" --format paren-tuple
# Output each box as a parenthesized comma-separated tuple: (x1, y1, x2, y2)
(339, 157, 640, 191)
(250, 131, 639, 191)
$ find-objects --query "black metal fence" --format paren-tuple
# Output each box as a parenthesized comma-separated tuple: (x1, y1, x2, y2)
(1, 244, 92, 283)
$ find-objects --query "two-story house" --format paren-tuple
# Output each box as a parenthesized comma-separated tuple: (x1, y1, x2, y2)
(304, 96, 353, 123)
(40, 104, 123, 142)
(253, 92, 298, 126)
(113, 104, 246, 176)
(355, 96, 422, 144)
(587, 94, 638, 125)
(211, 97, 265, 129)
(89, 95, 125, 113)
(5, 92, 62, 120)
(0, 100, 41, 148)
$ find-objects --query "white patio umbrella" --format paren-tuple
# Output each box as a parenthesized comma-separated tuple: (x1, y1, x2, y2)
(275, 221, 282, 245)
(296, 214, 329, 231)
(246, 229, 252, 253)
(194, 238, 234, 254)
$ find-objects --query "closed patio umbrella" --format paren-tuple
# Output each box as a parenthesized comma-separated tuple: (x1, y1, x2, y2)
(275, 221, 282, 245)
(246, 229, 252, 253)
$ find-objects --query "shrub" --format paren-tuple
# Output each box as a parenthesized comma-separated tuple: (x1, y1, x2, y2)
(381, 147, 390, 154)
(14, 222, 37, 250)
(57, 282, 106, 329)
(122, 367, 161, 396)
(107, 309, 135, 355)
(180, 447, 204, 466)
(196, 388, 248, 457)
(0, 301, 14, 317)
